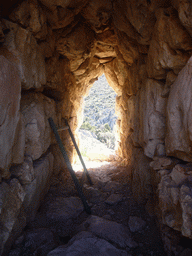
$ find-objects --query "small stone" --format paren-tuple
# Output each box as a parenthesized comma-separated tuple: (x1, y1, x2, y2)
(102, 181, 122, 192)
(128, 216, 146, 232)
(170, 165, 188, 186)
(105, 193, 123, 205)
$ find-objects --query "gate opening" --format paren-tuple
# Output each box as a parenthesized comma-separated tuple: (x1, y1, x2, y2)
(73, 74, 118, 171)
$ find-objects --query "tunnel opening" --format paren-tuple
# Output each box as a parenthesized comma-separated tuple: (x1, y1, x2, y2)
(72, 73, 119, 171)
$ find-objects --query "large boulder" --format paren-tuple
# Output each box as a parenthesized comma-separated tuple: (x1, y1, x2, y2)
(81, 0, 112, 32)
(48, 231, 130, 256)
(56, 23, 95, 72)
(38, 0, 88, 29)
(166, 56, 192, 161)
(23, 152, 54, 222)
(177, 0, 192, 37)
(158, 163, 192, 238)
(21, 92, 57, 161)
(2, 20, 46, 89)
(9, 0, 48, 40)
(0, 55, 24, 177)
(0, 179, 26, 255)
(147, 7, 192, 79)
(0, 152, 54, 255)
(140, 79, 166, 158)
(81, 215, 137, 249)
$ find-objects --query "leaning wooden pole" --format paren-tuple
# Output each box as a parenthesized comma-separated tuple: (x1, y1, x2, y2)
(48, 117, 91, 214)
(64, 119, 93, 186)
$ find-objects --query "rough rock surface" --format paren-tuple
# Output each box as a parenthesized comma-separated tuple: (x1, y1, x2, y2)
(21, 93, 57, 160)
(7, 163, 167, 256)
(81, 215, 138, 249)
(0, 55, 22, 175)
(0, 179, 25, 255)
(141, 79, 166, 158)
(166, 56, 192, 162)
(48, 231, 129, 256)
(156, 162, 192, 239)
(0, 152, 54, 255)
(2, 0, 192, 254)
(2, 20, 46, 89)
(128, 216, 146, 232)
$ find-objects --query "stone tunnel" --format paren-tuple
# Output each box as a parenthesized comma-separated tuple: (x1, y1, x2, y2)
(1, 0, 192, 255)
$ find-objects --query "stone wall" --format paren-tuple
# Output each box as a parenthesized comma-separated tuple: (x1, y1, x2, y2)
(1, 0, 192, 255)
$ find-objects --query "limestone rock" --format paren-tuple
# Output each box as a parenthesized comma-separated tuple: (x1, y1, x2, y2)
(9, 0, 48, 40)
(45, 55, 76, 100)
(95, 43, 116, 59)
(116, 30, 139, 65)
(11, 228, 57, 256)
(102, 181, 122, 192)
(157, 163, 192, 238)
(104, 60, 123, 95)
(0, 179, 26, 255)
(1, 152, 54, 254)
(0, 21, 5, 43)
(81, 0, 112, 32)
(112, 0, 144, 43)
(96, 30, 117, 46)
(105, 193, 123, 205)
(0, 55, 22, 174)
(21, 93, 57, 161)
(158, 173, 182, 231)
(43, 197, 84, 223)
(161, 71, 177, 97)
(23, 152, 54, 222)
(34, 196, 85, 236)
(81, 215, 138, 249)
(3, 20, 46, 89)
(180, 184, 192, 238)
(150, 156, 180, 171)
(39, 0, 88, 29)
(128, 216, 146, 232)
(56, 23, 95, 72)
(147, 7, 192, 79)
(10, 156, 34, 185)
(11, 113, 25, 165)
(49, 144, 66, 176)
(83, 184, 101, 203)
(178, 0, 192, 37)
(123, 0, 156, 44)
(166, 56, 192, 161)
(170, 164, 189, 186)
(48, 231, 129, 256)
(140, 79, 166, 158)
(38, 28, 55, 58)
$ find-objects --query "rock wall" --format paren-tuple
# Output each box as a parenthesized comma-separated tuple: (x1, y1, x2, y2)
(1, 0, 192, 255)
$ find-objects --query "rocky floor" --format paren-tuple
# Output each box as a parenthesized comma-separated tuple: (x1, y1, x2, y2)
(8, 162, 167, 256)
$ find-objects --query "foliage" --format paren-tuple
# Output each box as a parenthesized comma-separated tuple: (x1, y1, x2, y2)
(80, 74, 117, 150)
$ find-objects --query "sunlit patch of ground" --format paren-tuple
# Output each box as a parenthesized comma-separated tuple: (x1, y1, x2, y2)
(72, 159, 112, 172)
(72, 129, 118, 172)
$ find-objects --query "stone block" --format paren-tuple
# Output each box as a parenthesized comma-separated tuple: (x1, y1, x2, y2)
(3, 20, 46, 89)
(0, 55, 22, 174)
(166, 56, 192, 161)
(21, 92, 57, 160)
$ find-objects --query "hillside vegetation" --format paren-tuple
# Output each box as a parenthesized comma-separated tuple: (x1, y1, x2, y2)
(80, 74, 117, 149)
